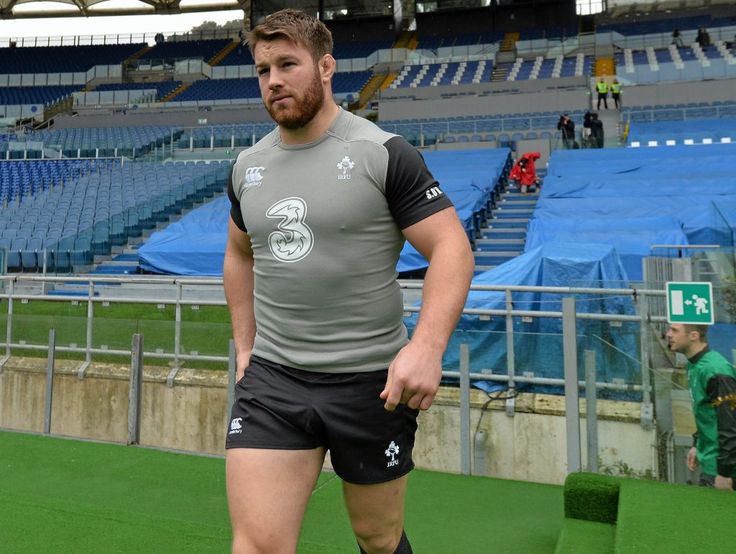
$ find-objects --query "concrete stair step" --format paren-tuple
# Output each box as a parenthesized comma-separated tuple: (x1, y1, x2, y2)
(475, 238, 525, 252)
(484, 218, 529, 228)
(491, 208, 534, 218)
(498, 198, 538, 207)
(480, 229, 526, 239)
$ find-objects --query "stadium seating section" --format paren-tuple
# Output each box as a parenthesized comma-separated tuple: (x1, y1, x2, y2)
(0, 160, 229, 272)
(2, 7, 736, 277)
(0, 43, 146, 73)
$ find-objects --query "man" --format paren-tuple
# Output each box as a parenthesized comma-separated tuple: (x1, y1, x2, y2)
(590, 112, 604, 149)
(610, 79, 622, 109)
(223, 9, 474, 554)
(671, 28, 684, 48)
(596, 78, 608, 110)
(556, 114, 575, 149)
(666, 323, 736, 491)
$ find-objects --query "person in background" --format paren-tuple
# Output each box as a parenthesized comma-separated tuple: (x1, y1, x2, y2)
(672, 28, 684, 47)
(666, 323, 736, 491)
(590, 112, 604, 148)
(610, 79, 622, 109)
(596, 78, 609, 110)
(509, 151, 541, 195)
(557, 113, 576, 149)
(696, 26, 711, 48)
(223, 9, 474, 554)
(582, 111, 593, 148)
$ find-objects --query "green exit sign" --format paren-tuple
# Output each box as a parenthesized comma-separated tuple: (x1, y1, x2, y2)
(666, 282, 714, 324)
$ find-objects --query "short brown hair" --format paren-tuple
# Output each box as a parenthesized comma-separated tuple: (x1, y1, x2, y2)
(683, 324, 709, 341)
(247, 9, 333, 62)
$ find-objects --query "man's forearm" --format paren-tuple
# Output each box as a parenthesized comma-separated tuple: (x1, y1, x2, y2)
(223, 251, 256, 356)
(410, 240, 473, 353)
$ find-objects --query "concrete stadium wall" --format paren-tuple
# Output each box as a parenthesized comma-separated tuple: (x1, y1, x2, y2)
(379, 79, 590, 121)
(52, 104, 271, 129)
(625, 77, 736, 107)
(0, 357, 655, 485)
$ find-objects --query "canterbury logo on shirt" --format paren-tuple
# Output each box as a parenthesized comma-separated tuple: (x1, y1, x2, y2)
(244, 166, 265, 188)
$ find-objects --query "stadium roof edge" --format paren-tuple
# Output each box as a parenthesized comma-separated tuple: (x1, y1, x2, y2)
(0, 0, 248, 19)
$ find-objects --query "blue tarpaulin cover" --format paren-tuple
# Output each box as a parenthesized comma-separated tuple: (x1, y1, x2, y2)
(530, 143, 736, 281)
(138, 196, 228, 275)
(405, 242, 640, 394)
(627, 119, 736, 145)
(140, 148, 510, 275)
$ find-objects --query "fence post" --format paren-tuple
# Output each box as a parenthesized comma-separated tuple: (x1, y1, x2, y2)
(77, 280, 94, 379)
(563, 297, 581, 473)
(128, 333, 144, 445)
(584, 349, 598, 473)
(504, 288, 516, 416)
(44, 329, 56, 435)
(0, 278, 14, 370)
(459, 342, 471, 476)
(167, 282, 183, 387)
(638, 292, 654, 428)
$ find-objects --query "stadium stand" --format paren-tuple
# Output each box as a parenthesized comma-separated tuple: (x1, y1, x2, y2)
(95, 81, 183, 102)
(138, 39, 232, 64)
(0, 43, 146, 73)
(4, 7, 736, 539)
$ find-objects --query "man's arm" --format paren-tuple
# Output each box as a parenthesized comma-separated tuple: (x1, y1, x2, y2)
(706, 373, 736, 490)
(223, 217, 256, 381)
(380, 207, 474, 411)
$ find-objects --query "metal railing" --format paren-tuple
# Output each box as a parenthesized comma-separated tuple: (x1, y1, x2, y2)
(0, 274, 664, 390)
(0, 273, 684, 479)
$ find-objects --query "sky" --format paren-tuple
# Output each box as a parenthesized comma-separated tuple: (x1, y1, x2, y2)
(0, 2, 243, 41)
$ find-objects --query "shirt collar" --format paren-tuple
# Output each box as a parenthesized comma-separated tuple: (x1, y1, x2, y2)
(688, 345, 710, 365)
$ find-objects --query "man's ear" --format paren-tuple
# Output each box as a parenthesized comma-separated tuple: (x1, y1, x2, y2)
(320, 54, 336, 80)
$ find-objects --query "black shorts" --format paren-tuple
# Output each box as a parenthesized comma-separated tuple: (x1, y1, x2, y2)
(225, 355, 419, 485)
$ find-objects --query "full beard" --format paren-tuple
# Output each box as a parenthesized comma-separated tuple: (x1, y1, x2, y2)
(266, 71, 325, 130)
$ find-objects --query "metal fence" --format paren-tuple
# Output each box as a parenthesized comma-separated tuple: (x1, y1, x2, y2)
(0, 274, 674, 473)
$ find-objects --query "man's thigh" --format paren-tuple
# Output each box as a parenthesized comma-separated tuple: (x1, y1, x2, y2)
(226, 447, 326, 553)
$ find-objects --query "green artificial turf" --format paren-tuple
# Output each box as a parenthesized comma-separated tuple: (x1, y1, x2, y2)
(0, 431, 565, 553)
(554, 518, 615, 554)
(561, 472, 736, 554)
(564, 472, 620, 524)
(614, 478, 736, 553)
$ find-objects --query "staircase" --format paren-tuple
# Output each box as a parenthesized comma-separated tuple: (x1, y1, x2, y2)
(594, 56, 615, 76)
(208, 41, 239, 66)
(500, 32, 520, 53)
(89, 251, 140, 275)
(161, 82, 191, 102)
(491, 63, 509, 82)
(127, 45, 154, 64)
(473, 187, 539, 273)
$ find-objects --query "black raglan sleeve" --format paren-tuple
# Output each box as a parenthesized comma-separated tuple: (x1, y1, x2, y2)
(383, 136, 453, 230)
(706, 374, 736, 476)
(226, 164, 247, 232)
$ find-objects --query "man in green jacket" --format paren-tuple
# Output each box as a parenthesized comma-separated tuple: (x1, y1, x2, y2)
(666, 323, 736, 490)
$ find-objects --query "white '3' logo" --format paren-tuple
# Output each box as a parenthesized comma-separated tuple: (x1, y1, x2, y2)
(266, 197, 314, 263)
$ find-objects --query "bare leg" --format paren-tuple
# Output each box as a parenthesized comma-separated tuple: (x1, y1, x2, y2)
(343, 475, 409, 554)
(227, 447, 326, 554)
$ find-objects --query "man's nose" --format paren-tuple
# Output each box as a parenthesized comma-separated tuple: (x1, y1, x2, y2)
(267, 69, 284, 89)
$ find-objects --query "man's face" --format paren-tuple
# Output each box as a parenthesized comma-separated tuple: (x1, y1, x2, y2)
(254, 38, 325, 130)
(666, 324, 692, 354)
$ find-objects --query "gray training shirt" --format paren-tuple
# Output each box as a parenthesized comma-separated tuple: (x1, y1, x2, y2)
(228, 108, 453, 373)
